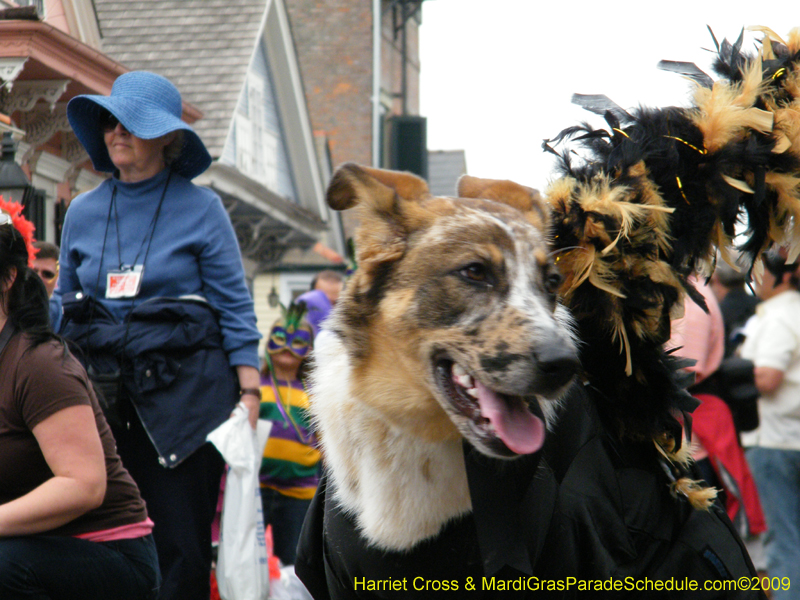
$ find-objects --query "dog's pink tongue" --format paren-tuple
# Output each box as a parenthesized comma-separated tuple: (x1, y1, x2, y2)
(475, 381, 545, 454)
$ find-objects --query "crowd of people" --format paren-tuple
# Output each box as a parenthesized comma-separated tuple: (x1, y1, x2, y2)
(2, 68, 798, 599)
(667, 248, 800, 600)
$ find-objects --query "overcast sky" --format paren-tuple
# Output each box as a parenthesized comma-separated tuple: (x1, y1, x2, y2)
(419, 0, 796, 193)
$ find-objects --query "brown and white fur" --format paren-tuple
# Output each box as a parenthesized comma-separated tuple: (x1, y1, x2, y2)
(309, 164, 580, 552)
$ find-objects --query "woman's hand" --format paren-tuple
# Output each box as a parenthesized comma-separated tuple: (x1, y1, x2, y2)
(236, 365, 261, 429)
(0, 405, 106, 537)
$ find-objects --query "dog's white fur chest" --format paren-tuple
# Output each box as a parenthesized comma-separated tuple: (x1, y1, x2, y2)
(309, 330, 472, 551)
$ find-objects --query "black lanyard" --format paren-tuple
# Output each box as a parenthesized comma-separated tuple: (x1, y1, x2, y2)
(111, 170, 172, 270)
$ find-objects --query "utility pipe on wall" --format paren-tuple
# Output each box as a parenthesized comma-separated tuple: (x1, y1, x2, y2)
(371, 0, 381, 167)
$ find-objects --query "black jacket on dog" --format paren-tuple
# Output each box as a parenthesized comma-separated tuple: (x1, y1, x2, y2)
(296, 383, 762, 599)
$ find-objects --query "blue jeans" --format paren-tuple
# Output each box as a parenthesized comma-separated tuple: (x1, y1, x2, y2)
(0, 533, 159, 600)
(261, 487, 311, 566)
(746, 447, 800, 600)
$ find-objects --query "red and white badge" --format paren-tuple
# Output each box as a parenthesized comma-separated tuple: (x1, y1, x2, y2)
(106, 265, 144, 299)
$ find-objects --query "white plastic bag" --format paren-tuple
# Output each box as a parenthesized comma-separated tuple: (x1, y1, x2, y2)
(208, 403, 272, 600)
(269, 566, 314, 600)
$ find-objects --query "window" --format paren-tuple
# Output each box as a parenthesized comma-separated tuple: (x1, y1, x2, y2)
(235, 71, 280, 190)
(235, 112, 253, 175)
(280, 273, 314, 306)
(13, 0, 45, 17)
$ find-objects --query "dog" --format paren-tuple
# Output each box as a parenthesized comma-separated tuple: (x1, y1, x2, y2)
(307, 163, 580, 552)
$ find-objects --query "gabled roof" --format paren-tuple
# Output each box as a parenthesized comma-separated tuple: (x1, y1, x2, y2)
(94, 0, 266, 158)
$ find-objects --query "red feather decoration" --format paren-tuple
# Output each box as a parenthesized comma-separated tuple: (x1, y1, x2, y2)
(0, 197, 37, 267)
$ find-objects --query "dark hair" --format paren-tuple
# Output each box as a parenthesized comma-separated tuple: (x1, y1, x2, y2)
(33, 240, 59, 261)
(310, 269, 344, 291)
(164, 130, 185, 166)
(762, 249, 800, 289)
(1, 224, 56, 345)
(714, 251, 748, 287)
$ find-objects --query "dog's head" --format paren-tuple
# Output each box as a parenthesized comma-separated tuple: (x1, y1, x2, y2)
(323, 163, 580, 459)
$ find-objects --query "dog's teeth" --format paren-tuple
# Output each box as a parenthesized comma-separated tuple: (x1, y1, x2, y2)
(453, 363, 468, 378)
(452, 364, 475, 389)
(453, 373, 474, 389)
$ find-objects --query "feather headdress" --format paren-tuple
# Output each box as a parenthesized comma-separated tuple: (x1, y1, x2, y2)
(275, 299, 310, 334)
(543, 26, 800, 461)
(0, 197, 37, 267)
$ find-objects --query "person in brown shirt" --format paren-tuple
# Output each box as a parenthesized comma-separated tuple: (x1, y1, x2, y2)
(0, 202, 160, 599)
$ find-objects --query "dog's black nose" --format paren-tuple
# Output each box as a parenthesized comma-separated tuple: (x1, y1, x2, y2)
(535, 345, 580, 391)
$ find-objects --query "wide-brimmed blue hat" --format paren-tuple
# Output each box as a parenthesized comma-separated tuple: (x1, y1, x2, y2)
(67, 71, 212, 180)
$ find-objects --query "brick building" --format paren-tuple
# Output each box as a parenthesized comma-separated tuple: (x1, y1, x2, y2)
(284, 0, 422, 171)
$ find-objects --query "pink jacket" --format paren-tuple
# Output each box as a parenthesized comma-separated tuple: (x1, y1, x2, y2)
(668, 278, 725, 384)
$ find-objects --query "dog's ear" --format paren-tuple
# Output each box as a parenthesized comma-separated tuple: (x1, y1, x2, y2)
(327, 163, 429, 211)
(326, 163, 432, 269)
(457, 175, 549, 232)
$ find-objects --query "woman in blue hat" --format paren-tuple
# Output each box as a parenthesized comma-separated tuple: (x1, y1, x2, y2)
(57, 71, 262, 600)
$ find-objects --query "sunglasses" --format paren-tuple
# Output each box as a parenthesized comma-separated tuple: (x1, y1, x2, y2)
(33, 263, 59, 283)
(101, 113, 128, 133)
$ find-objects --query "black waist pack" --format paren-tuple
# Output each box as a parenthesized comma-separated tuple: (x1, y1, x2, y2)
(87, 365, 126, 430)
(715, 356, 760, 433)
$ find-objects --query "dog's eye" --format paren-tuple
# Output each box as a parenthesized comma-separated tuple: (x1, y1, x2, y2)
(544, 270, 562, 294)
(458, 263, 490, 284)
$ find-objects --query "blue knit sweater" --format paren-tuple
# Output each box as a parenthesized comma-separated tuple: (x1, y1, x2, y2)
(54, 168, 260, 368)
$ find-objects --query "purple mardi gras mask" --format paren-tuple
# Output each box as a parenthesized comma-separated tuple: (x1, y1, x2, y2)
(267, 300, 314, 358)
